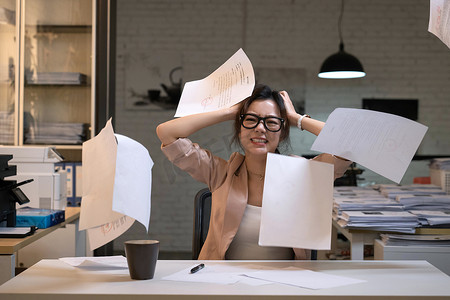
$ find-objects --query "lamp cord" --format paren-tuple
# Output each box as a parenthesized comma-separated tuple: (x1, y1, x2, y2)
(338, 0, 345, 49)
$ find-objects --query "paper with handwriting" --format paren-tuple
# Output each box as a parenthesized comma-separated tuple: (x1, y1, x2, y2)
(80, 119, 153, 250)
(174, 48, 255, 117)
(429, 0, 450, 49)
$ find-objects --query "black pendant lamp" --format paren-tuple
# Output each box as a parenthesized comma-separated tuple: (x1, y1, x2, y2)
(318, 0, 365, 79)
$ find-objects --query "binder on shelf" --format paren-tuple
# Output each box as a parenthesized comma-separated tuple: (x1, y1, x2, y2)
(55, 162, 82, 207)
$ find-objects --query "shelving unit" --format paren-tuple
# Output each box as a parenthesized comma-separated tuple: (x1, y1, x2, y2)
(0, 0, 96, 155)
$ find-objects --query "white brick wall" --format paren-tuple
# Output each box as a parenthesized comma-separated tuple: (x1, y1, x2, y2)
(114, 0, 450, 252)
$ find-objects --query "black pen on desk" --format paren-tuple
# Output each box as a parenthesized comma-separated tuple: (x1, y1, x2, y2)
(190, 263, 205, 274)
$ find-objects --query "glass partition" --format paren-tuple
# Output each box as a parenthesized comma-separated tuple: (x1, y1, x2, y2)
(0, 0, 16, 145)
(22, 0, 92, 145)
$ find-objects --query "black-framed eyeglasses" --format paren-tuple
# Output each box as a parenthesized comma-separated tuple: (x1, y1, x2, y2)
(240, 113, 285, 132)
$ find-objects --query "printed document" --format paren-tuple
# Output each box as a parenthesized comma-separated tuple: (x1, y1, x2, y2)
(259, 153, 334, 250)
(174, 48, 255, 117)
(59, 256, 128, 268)
(243, 267, 366, 290)
(79, 119, 153, 250)
(162, 263, 366, 289)
(311, 108, 428, 183)
(429, 0, 450, 49)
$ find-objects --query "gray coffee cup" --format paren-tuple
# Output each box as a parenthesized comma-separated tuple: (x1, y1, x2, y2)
(124, 240, 159, 280)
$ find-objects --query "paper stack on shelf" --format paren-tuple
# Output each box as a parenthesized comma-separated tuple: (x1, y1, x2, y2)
(410, 210, 450, 226)
(0, 111, 14, 144)
(26, 71, 87, 85)
(380, 233, 450, 246)
(396, 194, 450, 211)
(376, 183, 443, 191)
(380, 187, 446, 200)
(337, 210, 419, 233)
(25, 122, 88, 144)
(334, 186, 383, 197)
(334, 198, 403, 215)
(333, 187, 404, 219)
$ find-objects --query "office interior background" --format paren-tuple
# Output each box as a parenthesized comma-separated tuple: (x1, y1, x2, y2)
(108, 0, 450, 255)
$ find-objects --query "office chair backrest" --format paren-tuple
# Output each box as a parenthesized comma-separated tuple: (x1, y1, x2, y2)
(192, 187, 318, 260)
(192, 188, 212, 260)
(310, 249, 317, 260)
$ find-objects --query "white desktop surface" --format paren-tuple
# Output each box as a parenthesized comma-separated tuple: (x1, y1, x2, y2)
(1, 259, 450, 299)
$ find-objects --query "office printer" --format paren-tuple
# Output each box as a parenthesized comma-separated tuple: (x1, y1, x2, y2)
(0, 146, 67, 210)
(0, 155, 31, 227)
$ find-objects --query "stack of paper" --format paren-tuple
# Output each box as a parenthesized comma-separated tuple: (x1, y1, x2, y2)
(396, 194, 450, 211)
(380, 188, 446, 200)
(333, 187, 404, 219)
(26, 72, 87, 85)
(25, 122, 88, 144)
(410, 210, 450, 226)
(334, 186, 383, 197)
(334, 198, 403, 216)
(376, 184, 442, 191)
(0, 111, 14, 144)
(338, 211, 419, 233)
(380, 233, 450, 247)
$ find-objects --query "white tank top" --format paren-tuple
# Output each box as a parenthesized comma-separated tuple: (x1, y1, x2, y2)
(225, 204, 294, 260)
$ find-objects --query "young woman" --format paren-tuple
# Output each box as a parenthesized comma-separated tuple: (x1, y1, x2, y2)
(156, 84, 351, 260)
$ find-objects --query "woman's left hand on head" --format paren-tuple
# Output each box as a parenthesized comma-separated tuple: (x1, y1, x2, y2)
(279, 91, 300, 126)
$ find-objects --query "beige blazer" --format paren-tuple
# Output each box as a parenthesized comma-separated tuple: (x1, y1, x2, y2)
(162, 138, 352, 260)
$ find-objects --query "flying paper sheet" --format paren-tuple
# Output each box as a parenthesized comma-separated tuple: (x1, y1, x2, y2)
(79, 119, 153, 250)
(259, 153, 334, 250)
(174, 48, 255, 117)
(311, 108, 427, 184)
(429, 0, 450, 49)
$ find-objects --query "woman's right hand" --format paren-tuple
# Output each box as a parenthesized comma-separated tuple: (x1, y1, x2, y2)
(228, 103, 241, 120)
(156, 104, 240, 146)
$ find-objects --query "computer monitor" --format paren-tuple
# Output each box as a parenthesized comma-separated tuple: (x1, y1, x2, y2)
(362, 98, 418, 121)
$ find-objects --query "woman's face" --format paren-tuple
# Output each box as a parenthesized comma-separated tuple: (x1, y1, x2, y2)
(239, 99, 282, 157)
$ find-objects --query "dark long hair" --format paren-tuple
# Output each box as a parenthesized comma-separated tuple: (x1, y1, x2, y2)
(232, 84, 290, 150)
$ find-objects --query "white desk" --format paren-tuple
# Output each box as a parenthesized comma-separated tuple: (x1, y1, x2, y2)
(332, 218, 450, 260)
(1, 259, 450, 299)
